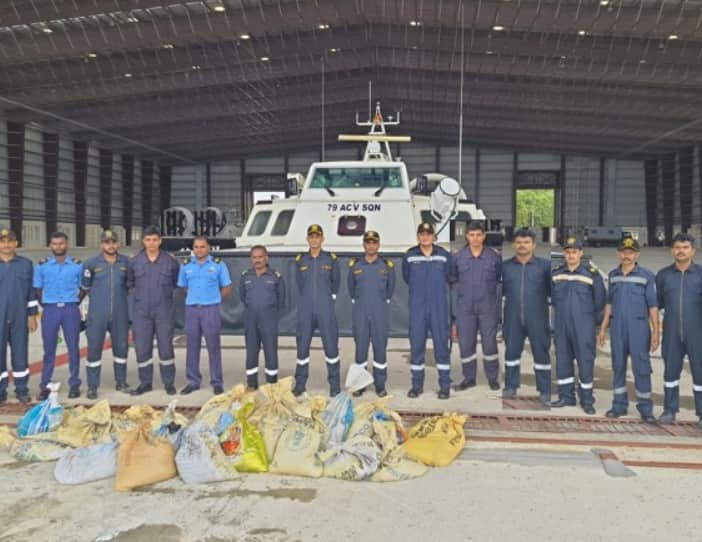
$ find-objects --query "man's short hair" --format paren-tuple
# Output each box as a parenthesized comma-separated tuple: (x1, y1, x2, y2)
(466, 220, 485, 232)
(50, 231, 68, 241)
(193, 235, 209, 245)
(250, 244, 267, 255)
(672, 232, 695, 247)
(514, 228, 536, 241)
(142, 225, 162, 237)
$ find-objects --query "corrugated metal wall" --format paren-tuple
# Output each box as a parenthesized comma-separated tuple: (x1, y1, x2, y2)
(693, 145, 701, 227)
(0, 121, 7, 219)
(170, 164, 205, 208)
(22, 124, 43, 221)
(86, 143, 100, 224)
(111, 153, 123, 225)
(479, 149, 515, 226)
(210, 162, 242, 220)
(57, 137, 75, 222)
(564, 156, 600, 229)
(132, 160, 142, 228)
(607, 159, 647, 227)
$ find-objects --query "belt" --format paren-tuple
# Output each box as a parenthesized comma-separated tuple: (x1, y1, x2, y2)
(43, 302, 78, 307)
(187, 303, 219, 308)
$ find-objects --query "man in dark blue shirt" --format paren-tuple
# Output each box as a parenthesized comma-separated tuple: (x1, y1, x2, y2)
(0, 228, 38, 404)
(240, 245, 285, 390)
(294, 224, 341, 397)
(127, 225, 180, 396)
(501, 228, 552, 405)
(348, 230, 396, 397)
(403, 222, 452, 399)
(655, 232, 702, 428)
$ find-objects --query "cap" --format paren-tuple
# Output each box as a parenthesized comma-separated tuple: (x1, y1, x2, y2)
(142, 225, 162, 237)
(363, 230, 380, 242)
(0, 227, 17, 240)
(618, 237, 640, 252)
(100, 229, 118, 242)
(307, 224, 323, 236)
(562, 236, 583, 250)
(417, 222, 435, 234)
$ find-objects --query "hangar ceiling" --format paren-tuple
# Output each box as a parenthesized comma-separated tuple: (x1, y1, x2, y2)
(0, 0, 701, 163)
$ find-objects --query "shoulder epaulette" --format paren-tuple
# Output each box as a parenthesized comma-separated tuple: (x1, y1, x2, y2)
(241, 269, 248, 276)
(38, 258, 47, 264)
(182, 257, 190, 264)
(73, 259, 81, 264)
(295, 253, 302, 262)
(214, 257, 221, 264)
(384, 258, 394, 268)
(589, 265, 598, 274)
(274, 270, 282, 278)
(330, 252, 337, 260)
(349, 257, 357, 268)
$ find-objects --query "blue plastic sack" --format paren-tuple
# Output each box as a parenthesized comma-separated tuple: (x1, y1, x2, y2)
(17, 382, 64, 437)
(322, 392, 355, 446)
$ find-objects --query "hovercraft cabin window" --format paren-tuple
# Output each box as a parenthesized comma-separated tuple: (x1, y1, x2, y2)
(247, 210, 272, 236)
(309, 167, 403, 189)
(271, 210, 294, 236)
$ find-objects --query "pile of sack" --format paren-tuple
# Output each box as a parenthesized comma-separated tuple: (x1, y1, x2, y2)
(0, 368, 467, 491)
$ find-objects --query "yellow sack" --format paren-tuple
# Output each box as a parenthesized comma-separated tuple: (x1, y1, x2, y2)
(0, 425, 16, 449)
(250, 377, 307, 422)
(114, 404, 189, 434)
(218, 402, 268, 473)
(196, 384, 256, 430)
(55, 400, 113, 448)
(402, 413, 466, 467)
(10, 438, 69, 462)
(269, 418, 324, 478)
(115, 422, 177, 491)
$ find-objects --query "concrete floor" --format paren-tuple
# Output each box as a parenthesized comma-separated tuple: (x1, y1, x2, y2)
(1, 244, 700, 542)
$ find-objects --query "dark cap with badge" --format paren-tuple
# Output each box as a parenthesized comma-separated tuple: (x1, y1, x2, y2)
(307, 224, 323, 236)
(562, 236, 583, 250)
(617, 236, 640, 252)
(363, 230, 380, 242)
(0, 227, 17, 240)
(100, 229, 118, 242)
(417, 222, 435, 234)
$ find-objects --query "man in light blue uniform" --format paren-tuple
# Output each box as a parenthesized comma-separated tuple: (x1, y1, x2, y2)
(294, 224, 341, 397)
(655, 232, 702, 429)
(501, 228, 552, 404)
(127, 225, 180, 396)
(551, 236, 606, 414)
(451, 220, 502, 392)
(240, 245, 285, 390)
(348, 230, 396, 398)
(33, 231, 85, 399)
(598, 237, 659, 424)
(0, 228, 38, 404)
(177, 236, 232, 395)
(403, 222, 452, 399)
(81, 229, 131, 399)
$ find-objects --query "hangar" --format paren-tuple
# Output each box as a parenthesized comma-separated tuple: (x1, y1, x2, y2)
(0, 0, 700, 247)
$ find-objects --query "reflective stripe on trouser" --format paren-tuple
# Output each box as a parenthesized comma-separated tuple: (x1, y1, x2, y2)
(353, 311, 389, 391)
(409, 309, 450, 392)
(294, 311, 340, 393)
(86, 316, 129, 389)
(40, 304, 81, 389)
(0, 315, 30, 396)
(554, 325, 595, 407)
(244, 309, 279, 388)
(503, 318, 551, 395)
(610, 325, 653, 416)
(133, 309, 175, 387)
(662, 337, 702, 416)
(184, 305, 223, 388)
(456, 309, 499, 383)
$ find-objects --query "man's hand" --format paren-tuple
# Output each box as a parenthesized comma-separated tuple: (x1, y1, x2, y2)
(28, 315, 38, 333)
(597, 328, 607, 348)
(650, 332, 660, 353)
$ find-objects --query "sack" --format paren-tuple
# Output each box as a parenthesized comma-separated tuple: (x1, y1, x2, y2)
(321, 392, 354, 447)
(55, 400, 113, 448)
(196, 384, 256, 431)
(54, 441, 118, 485)
(17, 382, 64, 437)
(0, 425, 16, 449)
(250, 377, 306, 422)
(156, 400, 187, 452)
(370, 448, 429, 483)
(269, 418, 324, 478)
(218, 403, 268, 473)
(113, 404, 190, 435)
(402, 413, 467, 467)
(320, 435, 383, 481)
(176, 422, 239, 485)
(115, 422, 177, 491)
(10, 438, 69, 462)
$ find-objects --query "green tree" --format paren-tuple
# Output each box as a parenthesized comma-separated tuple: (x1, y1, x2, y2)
(515, 189, 555, 228)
